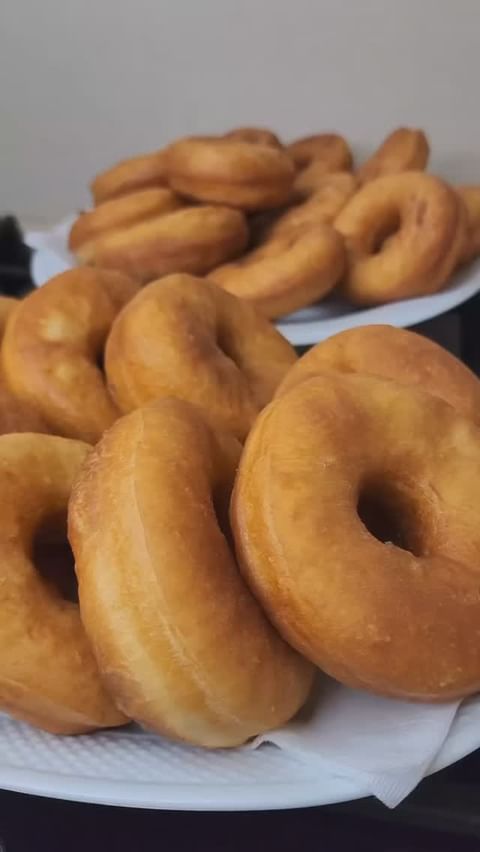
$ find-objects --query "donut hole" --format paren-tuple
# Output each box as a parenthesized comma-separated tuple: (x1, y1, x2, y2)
(371, 210, 401, 254)
(357, 478, 423, 557)
(95, 347, 105, 374)
(32, 510, 78, 603)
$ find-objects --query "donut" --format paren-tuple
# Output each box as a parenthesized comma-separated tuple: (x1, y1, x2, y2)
(0, 296, 16, 336)
(294, 164, 358, 200)
(82, 205, 249, 283)
(232, 372, 480, 701)
(0, 432, 126, 732)
(2, 268, 139, 443)
(457, 186, 480, 264)
(210, 225, 345, 319)
(68, 188, 183, 263)
(91, 149, 168, 205)
(223, 127, 282, 147)
(166, 137, 295, 210)
(68, 399, 313, 746)
(276, 324, 480, 423)
(104, 274, 297, 439)
(334, 171, 462, 304)
(357, 127, 429, 184)
(268, 173, 358, 239)
(286, 133, 353, 171)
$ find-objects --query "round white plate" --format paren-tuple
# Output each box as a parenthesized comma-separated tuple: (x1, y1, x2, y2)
(0, 698, 478, 811)
(27, 219, 480, 347)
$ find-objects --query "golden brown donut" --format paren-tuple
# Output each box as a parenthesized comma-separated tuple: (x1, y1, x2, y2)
(91, 149, 168, 205)
(457, 186, 480, 264)
(0, 296, 16, 337)
(0, 296, 52, 435)
(2, 268, 139, 443)
(357, 127, 429, 184)
(268, 172, 358, 239)
(335, 171, 462, 304)
(294, 164, 358, 200)
(232, 373, 480, 701)
(0, 432, 127, 733)
(83, 205, 249, 283)
(210, 225, 345, 319)
(105, 274, 297, 439)
(68, 188, 184, 262)
(276, 324, 480, 423)
(223, 126, 282, 147)
(68, 399, 313, 747)
(166, 136, 295, 210)
(287, 133, 353, 171)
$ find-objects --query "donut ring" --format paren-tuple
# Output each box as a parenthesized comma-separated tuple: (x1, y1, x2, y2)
(276, 324, 480, 423)
(166, 137, 295, 210)
(294, 164, 358, 200)
(210, 225, 345, 319)
(68, 188, 183, 263)
(223, 127, 282, 147)
(268, 173, 358, 239)
(0, 432, 126, 732)
(0, 297, 51, 435)
(457, 186, 480, 264)
(91, 149, 168, 205)
(357, 127, 429, 184)
(2, 269, 139, 442)
(105, 274, 297, 439)
(287, 133, 353, 171)
(233, 373, 480, 701)
(0, 296, 16, 336)
(334, 172, 462, 304)
(83, 205, 249, 283)
(68, 399, 313, 747)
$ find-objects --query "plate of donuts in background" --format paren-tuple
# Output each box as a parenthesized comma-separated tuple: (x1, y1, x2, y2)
(29, 125, 480, 344)
(3, 240, 480, 810)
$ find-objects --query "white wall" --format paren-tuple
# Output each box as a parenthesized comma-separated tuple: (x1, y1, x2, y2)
(2, 0, 480, 223)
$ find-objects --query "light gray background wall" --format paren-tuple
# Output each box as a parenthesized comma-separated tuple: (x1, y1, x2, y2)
(1, 0, 479, 223)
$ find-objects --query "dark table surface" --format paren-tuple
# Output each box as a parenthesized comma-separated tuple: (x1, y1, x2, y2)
(2, 217, 480, 851)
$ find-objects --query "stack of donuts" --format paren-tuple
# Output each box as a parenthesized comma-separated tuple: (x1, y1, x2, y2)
(67, 125, 480, 314)
(1, 265, 480, 747)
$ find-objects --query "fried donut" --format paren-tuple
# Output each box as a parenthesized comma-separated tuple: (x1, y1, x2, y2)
(233, 373, 480, 701)
(287, 133, 353, 171)
(0, 432, 126, 733)
(210, 225, 345, 319)
(357, 127, 429, 184)
(269, 173, 358, 239)
(458, 186, 480, 264)
(91, 149, 168, 204)
(68, 399, 313, 747)
(2, 268, 139, 443)
(105, 274, 297, 439)
(223, 126, 282, 147)
(84, 205, 248, 283)
(0, 296, 52, 435)
(166, 137, 295, 210)
(276, 324, 480, 423)
(0, 296, 16, 336)
(294, 164, 358, 200)
(68, 188, 183, 263)
(335, 172, 462, 304)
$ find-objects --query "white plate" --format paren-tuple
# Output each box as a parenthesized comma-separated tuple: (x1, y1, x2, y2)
(0, 697, 478, 811)
(27, 219, 480, 347)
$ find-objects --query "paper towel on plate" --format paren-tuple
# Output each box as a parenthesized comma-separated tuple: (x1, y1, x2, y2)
(255, 677, 460, 808)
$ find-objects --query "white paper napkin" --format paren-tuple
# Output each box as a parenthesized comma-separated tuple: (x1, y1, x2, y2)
(255, 677, 460, 807)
